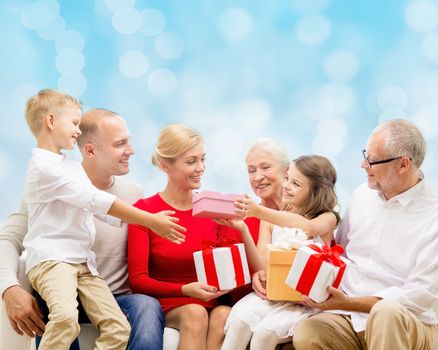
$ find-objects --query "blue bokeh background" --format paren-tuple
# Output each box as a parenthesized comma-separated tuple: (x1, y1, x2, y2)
(1, 0, 438, 223)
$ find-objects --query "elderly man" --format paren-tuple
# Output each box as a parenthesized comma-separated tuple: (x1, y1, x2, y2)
(0, 109, 165, 349)
(291, 119, 438, 349)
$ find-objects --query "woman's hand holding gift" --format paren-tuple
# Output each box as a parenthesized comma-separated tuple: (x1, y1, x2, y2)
(181, 282, 228, 301)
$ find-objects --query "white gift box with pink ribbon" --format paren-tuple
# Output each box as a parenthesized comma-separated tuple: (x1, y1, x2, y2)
(285, 243, 348, 303)
(193, 242, 251, 291)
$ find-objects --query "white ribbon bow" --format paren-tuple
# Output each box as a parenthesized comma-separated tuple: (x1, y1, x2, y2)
(272, 227, 312, 250)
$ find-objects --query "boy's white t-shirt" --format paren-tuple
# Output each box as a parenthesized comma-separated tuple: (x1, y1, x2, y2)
(23, 148, 117, 275)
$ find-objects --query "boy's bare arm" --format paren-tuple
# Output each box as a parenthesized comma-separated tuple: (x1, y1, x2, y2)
(108, 199, 186, 244)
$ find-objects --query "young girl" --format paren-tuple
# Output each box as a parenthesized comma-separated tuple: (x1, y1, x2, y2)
(221, 155, 340, 350)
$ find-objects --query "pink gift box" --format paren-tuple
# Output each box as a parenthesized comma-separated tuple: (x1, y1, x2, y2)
(285, 243, 348, 303)
(192, 191, 242, 219)
(193, 242, 251, 290)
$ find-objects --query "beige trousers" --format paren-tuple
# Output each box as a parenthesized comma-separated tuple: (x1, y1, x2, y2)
(28, 261, 131, 350)
(292, 299, 438, 350)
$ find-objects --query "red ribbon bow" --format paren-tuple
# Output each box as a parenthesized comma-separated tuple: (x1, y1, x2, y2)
(307, 242, 344, 267)
(295, 243, 347, 297)
(200, 237, 239, 250)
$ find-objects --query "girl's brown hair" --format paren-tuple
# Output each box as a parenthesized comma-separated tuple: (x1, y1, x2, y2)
(293, 155, 340, 224)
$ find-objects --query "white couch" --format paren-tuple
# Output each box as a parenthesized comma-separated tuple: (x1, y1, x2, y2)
(0, 256, 180, 350)
(1, 257, 437, 350)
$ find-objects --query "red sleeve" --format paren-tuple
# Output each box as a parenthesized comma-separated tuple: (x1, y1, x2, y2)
(245, 217, 260, 244)
(127, 213, 185, 298)
(218, 218, 260, 244)
(217, 223, 240, 241)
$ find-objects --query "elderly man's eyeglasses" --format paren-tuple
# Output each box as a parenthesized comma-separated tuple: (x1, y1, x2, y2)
(362, 149, 402, 168)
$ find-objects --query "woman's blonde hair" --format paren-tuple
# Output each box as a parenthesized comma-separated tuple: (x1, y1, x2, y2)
(25, 89, 82, 136)
(292, 155, 340, 224)
(152, 123, 203, 166)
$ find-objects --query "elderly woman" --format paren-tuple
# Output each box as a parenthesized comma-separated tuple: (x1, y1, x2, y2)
(243, 138, 289, 243)
(225, 137, 289, 303)
(128, 124, 233, 350)
(221, 138, 289, 348)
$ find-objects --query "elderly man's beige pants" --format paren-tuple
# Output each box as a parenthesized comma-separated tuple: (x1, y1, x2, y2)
(28, 261, 131, 350)
(292, 299, 438, 350)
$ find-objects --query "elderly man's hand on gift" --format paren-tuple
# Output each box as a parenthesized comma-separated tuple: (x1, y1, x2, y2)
(181, 282, 228, 302)
(252, 270, 267, 299)
(302, 287, 381, 313)
(302, 286, 349, 310)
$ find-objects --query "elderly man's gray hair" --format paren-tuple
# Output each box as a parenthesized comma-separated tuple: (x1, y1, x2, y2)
(374, 119, 425, 169)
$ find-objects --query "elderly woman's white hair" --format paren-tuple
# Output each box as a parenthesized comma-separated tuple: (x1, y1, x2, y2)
(245, 138, 289, 169)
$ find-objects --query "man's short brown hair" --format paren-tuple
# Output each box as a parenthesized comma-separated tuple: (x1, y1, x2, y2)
(77, 108, 119, 149)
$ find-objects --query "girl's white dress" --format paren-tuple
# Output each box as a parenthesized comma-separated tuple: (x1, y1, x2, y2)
(224, 226, 319, 339)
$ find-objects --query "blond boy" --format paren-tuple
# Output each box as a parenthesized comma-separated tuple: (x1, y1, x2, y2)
(23, 89, 186, 350)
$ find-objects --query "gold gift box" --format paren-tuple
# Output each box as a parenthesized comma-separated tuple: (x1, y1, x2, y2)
(266, 244, 303, 301)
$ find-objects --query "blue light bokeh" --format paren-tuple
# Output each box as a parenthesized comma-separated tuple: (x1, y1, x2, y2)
(1, 0, 438, 223)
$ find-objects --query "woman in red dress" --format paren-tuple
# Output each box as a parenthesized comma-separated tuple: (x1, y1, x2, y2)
(128, 124, 231, 350)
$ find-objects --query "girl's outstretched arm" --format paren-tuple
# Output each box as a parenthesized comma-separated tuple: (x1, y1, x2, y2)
(238, 196, 336, 243)
(109, 198, 186, 244)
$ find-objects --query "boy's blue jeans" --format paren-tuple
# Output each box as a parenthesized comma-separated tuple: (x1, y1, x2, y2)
(35, 292, 165, 350)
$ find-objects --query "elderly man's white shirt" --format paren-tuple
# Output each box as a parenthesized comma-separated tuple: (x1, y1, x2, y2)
(336, 180, 438, 332)
(23, 148, 116, 275)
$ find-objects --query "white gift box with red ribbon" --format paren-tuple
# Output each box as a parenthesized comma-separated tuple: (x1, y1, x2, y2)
(193, 242, 251, 291)
(285, 243, 348, 303)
